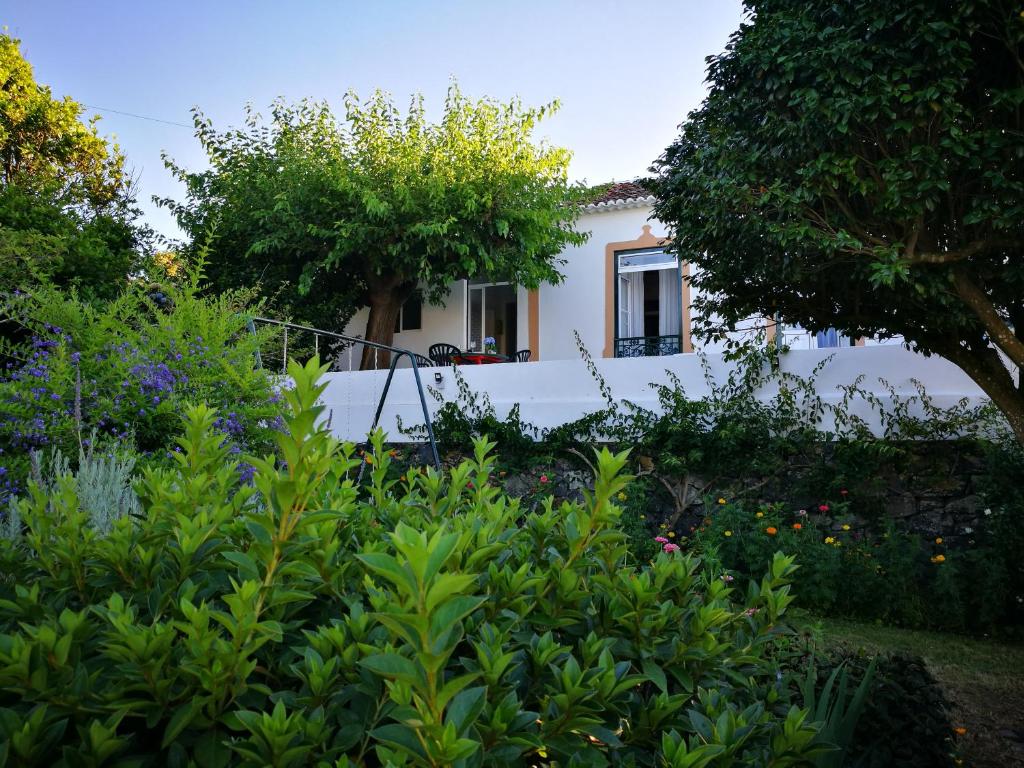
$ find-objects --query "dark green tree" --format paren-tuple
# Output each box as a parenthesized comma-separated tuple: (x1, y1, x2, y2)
(0, 33, 146, 301)
(652, 1, 1024, 441)
(161, 85, 588, 367)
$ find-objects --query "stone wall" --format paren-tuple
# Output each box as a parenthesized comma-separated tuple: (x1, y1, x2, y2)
(414, 440, 992, 544)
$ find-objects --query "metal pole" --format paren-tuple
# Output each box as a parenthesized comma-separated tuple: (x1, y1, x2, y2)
(245, 316, 263, 370)
(282, 326, 288, 374)
(409, 354, 441, 470)
(358, 353, 401, 483)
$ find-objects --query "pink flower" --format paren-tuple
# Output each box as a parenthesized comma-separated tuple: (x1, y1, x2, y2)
(662, 542, 680, 553)
(818, 504, 830, 513)
(720, 574, 735, 583)
(539, 474, 549, 484)
(840, 489, 849, 496)
(654, 536, 669, 544)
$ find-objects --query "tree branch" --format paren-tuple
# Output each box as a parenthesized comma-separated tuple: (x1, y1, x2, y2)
(953, 269, 1024, 369)
(904, 238, 1017, 265)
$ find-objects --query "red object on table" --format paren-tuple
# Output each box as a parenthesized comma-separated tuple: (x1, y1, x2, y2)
(450, 353, 508, 365)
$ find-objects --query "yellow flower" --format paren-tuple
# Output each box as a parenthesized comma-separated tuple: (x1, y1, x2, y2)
(931, 554, 946, 564)
(617, 492, 627, 502)
(667, 532, 675, 538)
(825, 536, 835, 544)
(841, 524, 850, 531)
(756, 511, 764, 518)
(935, 537, 943, 544)
(724, 530, 733, 537)
(717, 498, 727, 505)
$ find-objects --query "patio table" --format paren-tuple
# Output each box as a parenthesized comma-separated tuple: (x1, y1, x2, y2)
(450, 352, 508, 365)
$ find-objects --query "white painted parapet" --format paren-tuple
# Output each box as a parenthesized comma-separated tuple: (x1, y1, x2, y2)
(318, 346, 993, 443)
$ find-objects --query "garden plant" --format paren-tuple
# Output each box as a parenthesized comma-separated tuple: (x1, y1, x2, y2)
(0, 359, 834, 766)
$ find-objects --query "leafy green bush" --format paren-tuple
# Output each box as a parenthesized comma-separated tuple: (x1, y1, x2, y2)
(0, 268, 281, 501)
(0, 359, 826, 766)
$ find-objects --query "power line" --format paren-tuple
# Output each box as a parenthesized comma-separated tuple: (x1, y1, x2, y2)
(82, 104, 193, 129)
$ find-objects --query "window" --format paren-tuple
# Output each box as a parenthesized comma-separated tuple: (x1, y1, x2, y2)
(614, 248, 682, 357)
(394, 291, 422, 332)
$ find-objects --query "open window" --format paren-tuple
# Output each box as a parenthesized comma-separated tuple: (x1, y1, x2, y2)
(614, 249, 682, 357)
(394, 291, 423, 333)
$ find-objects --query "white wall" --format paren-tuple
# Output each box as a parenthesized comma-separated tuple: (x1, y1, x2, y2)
(318, 345, 991, 443)
(536, 206, 661, 360)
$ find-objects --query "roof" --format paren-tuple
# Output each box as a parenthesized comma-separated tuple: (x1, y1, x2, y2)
(583, 180, 656, 212)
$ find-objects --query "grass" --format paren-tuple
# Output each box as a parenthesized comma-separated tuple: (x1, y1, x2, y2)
(793, 612, 1024, 767)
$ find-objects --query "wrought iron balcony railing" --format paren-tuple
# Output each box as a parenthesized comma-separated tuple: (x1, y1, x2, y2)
(614, 334, 681, 358)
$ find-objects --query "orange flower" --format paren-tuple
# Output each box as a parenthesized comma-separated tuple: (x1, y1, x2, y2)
(931, 554, 946, 564)
(954, 727, 967, 736)
(792, 523, 802, 530)
(765, 527, 778, 536)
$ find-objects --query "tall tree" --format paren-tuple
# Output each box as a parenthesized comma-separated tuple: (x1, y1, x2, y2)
(162, 85, 588, 367)
(0, 33, 145, 300)
(652, 0, 1024, 441)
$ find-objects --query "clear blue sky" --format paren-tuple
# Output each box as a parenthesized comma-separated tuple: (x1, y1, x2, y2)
(5, 0, 745, 242)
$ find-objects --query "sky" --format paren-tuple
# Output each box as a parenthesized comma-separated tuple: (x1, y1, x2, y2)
(4, 0, 746, 243)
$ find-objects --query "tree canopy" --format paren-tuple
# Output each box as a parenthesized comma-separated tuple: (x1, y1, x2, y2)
(652, 0, 1024, 441)
(0, 33, 145, 301)
(162, 85, 588, 365)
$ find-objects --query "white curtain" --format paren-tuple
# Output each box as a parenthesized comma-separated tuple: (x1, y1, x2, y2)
(629, 273, 645, 337)
(658, 268, 681, 336)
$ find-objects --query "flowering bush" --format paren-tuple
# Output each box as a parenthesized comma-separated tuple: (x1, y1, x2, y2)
(0, 359, 828, 765)
(0, 271, 281, 500)
(687, 500, 1023, 632)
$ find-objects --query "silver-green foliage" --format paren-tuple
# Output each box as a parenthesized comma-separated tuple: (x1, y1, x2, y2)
(17, 442, 140, 537)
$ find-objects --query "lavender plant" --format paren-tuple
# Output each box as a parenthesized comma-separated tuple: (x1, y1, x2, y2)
(0, 266, 281, 504)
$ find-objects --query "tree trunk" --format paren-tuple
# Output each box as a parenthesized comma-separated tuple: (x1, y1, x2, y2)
(941, 341, 1024, 444)
(359, 276, 412, 370)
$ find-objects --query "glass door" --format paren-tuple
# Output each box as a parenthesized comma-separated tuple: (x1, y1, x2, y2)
(466, 282, 518, 355)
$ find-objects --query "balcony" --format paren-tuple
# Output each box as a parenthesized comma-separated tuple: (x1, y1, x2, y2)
(614, 334, 681, 358)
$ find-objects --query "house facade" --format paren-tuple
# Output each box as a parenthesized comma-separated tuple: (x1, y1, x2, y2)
(341, 182, 877, 366)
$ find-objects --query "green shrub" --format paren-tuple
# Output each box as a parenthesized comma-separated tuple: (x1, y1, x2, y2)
(801, 650, 954, 768)
(0, 359, 826, 766)
(0, 268, 281, 500)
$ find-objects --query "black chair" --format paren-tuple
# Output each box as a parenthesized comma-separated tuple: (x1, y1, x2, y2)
(412, 353, 432, 368)
(429, 343, 461, 367)
(513, 349, 532, 362)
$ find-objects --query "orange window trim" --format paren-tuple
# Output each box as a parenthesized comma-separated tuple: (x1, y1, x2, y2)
(603, 225, 678, 358)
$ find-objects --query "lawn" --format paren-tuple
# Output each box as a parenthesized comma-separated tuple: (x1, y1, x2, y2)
(795, 612, 1024, 767)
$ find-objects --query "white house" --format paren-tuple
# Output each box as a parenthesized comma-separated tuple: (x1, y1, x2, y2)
(319, 182, 980, 442)
(340, 181, 890, 368)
